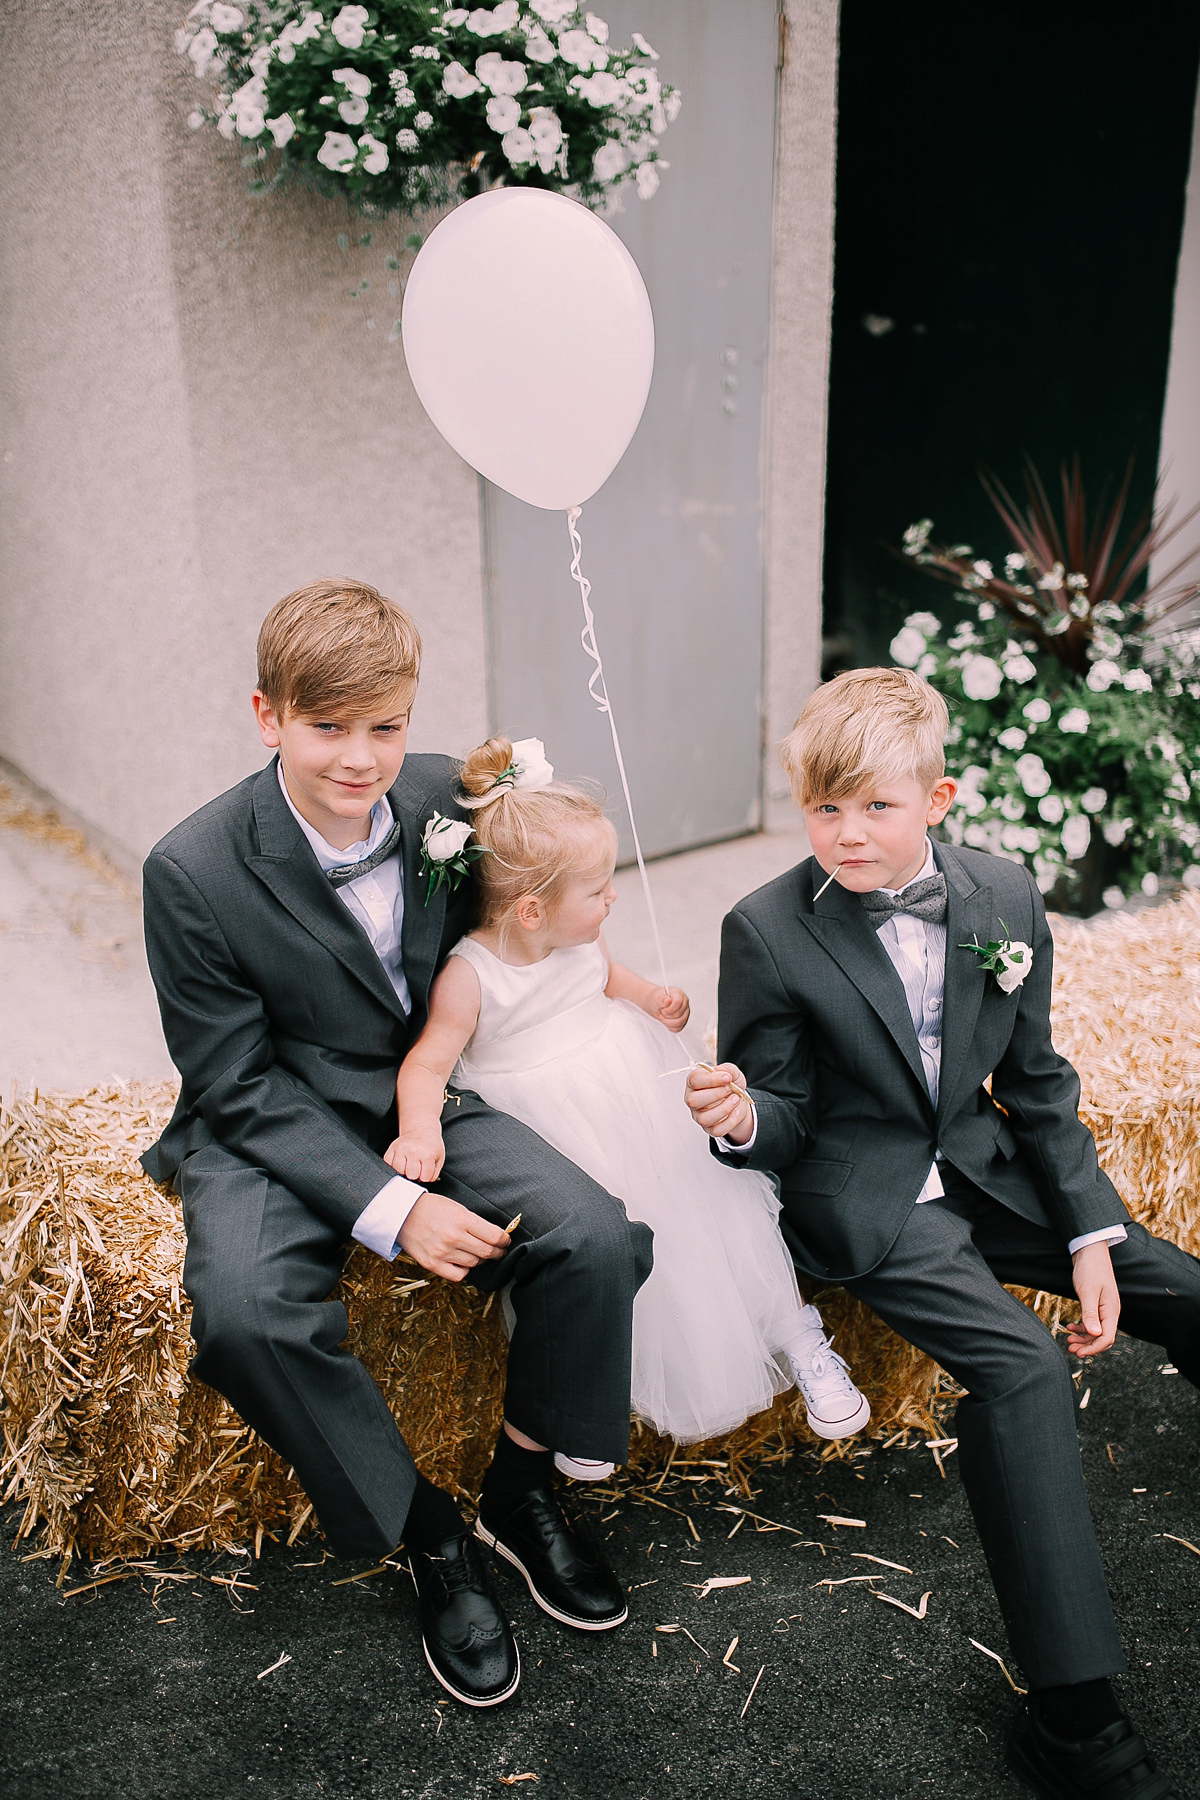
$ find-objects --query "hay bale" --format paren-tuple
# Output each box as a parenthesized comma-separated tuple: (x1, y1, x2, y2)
(3, 896, 1198, 1559)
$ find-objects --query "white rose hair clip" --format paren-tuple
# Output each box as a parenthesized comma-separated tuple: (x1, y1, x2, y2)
(959, 921, 1034, 994)
(419, 813, 484, 904)
(481, 737, 556, 797)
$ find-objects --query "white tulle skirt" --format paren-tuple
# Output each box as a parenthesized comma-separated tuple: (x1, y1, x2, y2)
(457, 998, 802, 1443)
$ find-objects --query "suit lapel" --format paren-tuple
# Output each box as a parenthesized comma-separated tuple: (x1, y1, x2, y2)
(798, 866, 932, 1108)
(390, 764, 448, 1017)
(934, 842, 993, 1121)
(246, 759, 411, 1022)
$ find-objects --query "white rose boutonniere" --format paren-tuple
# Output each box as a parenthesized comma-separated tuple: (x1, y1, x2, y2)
(959, 922, 1034, 994)
(420, 813, 484, 903)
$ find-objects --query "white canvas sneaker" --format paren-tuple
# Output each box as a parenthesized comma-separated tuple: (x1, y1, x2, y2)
(553, 1453, 615, 1481)
(782, 1306, 871, 1440)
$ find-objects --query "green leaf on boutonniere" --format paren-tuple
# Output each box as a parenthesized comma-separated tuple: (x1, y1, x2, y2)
(959, 919, 1035, 994)
(419, 812, 486, 905)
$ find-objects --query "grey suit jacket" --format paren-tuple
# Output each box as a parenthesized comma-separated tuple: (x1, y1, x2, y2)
(140, 754, 474, 1238)
(715, 840, 1128, 1281)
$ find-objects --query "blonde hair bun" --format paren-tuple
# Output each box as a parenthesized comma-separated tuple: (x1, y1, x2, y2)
(460, 736, 517, 802)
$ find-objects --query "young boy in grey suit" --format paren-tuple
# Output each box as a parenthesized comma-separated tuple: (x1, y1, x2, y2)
(141, 579, 650, 1710)
(686, 667, 1197, 1800)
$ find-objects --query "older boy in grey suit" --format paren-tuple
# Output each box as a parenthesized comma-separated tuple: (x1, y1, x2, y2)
(687, 668, 1197, 1800)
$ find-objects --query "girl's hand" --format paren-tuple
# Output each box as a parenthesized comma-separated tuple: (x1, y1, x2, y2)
(685, 1063, 754, 1143)
(652, 985, 691, 1032)
(384, 1131, 446, 1184)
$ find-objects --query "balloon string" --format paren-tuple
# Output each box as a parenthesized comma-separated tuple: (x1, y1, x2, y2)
(566, 505, 669, 992)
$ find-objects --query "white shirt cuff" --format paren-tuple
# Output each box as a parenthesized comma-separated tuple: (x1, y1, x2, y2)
(914, 1159, 944, 1203)
(1068, 1225, 1128, 1256)
(353, 1174, 425, 1261)
(716, 1100, 757, 1153)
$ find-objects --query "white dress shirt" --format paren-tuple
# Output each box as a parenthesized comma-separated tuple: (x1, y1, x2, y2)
(727, 838, 1126, 1257)
(277, 765, 423, 1259)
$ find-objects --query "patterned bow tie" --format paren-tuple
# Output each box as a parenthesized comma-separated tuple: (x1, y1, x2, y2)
(859, 871, 948, 927)
(325, 816, 405, 888)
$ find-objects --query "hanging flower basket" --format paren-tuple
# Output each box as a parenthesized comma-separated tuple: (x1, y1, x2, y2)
(176, 2, 681, 213)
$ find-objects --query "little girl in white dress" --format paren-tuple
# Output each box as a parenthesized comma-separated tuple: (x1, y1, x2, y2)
(387, 737, 869, 1449)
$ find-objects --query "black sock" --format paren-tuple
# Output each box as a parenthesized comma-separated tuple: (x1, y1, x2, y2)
(1033, 1678, 1123, 1740)
(479, 1427, 554, 1523)
(403, 1473, 466, 1554)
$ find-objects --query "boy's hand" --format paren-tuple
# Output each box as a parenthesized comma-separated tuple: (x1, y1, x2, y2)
(384, 1131, 445, 1184)
(1067, 1240, 1120, 1356)
(651, 986, 691, 1033)
(398, 1192, 510, 1283)
(685, 1063, 754, 1144)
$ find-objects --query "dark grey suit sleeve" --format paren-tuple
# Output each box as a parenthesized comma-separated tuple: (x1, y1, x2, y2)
(988, 868, 1130, 1242)
(713, 906, 815, 1172)
(143, 850, 395, 1235)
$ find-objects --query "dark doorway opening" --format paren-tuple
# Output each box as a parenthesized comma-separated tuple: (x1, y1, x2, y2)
(823, 0, 1200, 677)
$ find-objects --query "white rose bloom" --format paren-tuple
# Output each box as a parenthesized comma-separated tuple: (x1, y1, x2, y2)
(423, 815, 474, 862)
(1014, 752, 1051, 798)
(331, 5, 370, 49)
(443, 59, 483, 96)
(502, 125, 535, 165)
(592, 138, 631, 181)
(486, 94, 522, 132)
(905, 611, 941, 636)
(360, 132, 389, 172)
(631, 30, 659, 57)
(1023, 697, 1052, 724)
(317, 130, 358, 169)
(333, 67, 372, 96)
(523, 23, 557, 61)
(529, 106, 563, 170)
(210, 3, 244, 30)
(635, 160, 661, 199)
(889, 625, 925, 667)
(960, 654, 1004, 701)
(1037, 794, 1065, 824)
(338, 96, 369, 123)
(1003, 654, 1037, 684)
(476, 52, 527, 94)
(1123, 668, 1153, 692)
(1086, 658, 1120, 692)
(1102, 816, 1131, 846)
(265, 112, 296, 146)
(559, 27, 607, 69)
(1061, 814, 1091, 860)
(509, 737, 555, 788)
(994, 940, 1033, 993)
(1058, 707, 1091, 734)
(997, 727, 1027, 751)
(396, 127, 420, 150)
(1080, 787, 1107, 814)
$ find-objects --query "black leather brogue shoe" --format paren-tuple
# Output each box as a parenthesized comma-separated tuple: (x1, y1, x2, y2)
(1008, 1705, 1178, 1800)
(409, 1533, 520, 1707)
(475, 1486, 628, 1631)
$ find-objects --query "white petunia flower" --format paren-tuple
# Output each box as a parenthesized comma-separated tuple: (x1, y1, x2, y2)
(265, 112, 296, 146)
(530, 0, 574, 19)
(333, 67, 372, 96)
(573, 69, 623, 105)
(1000, 794, 1026, 821)
(889, 625, 925, 668)
(631, 30, 659, 56)
(528, 105, 563, 170)
(210, 3, 244, 30)
(188, 109, 206, 128)
(915, 652, 938, 679)
(217, 108, 237, 137)
(443, 7, 469, 22)
(558, 27, 608, 69)
(331, 5, 370, 49)
(1017, 826, 1041, 854)
(1141, 871, 1159, 897)
(1182, 863, 1200, 889)
(1080, 787, 1107, 814)
(396, 127, 420, 150)
(1023, 697, 1052, 724)
(466, 1, 519, 33)
(486, 93, 522, 131)
(960, 654, 1004, 701)
(592, 138, 631, 181)
(1086, 659, 1120, 692)
(291, 11, 325, 45)
(523, 23, 557, 61)
(1103, 886, 1125, 909)
(1002, 653, 1037, 684)
(338, 96, 369, 123)
(249, 45, 273, 76)
(997, 727, 1027, 751)
(188, 26, 219, 73)
(1102, 816, 1131, 846)
(476, 51, 527, 94)
(502, 125, 535, 164)
(236, 106, 266, 136)
(635, 160, 661, 199)
(1061, 814, 1091, 860)
(1058, 707, 1090, 734)
(317, 129, 358, 169)
(586, 12, 609, 40)
(1037, 794, 1064, 824)
(1123, 668, 1153, 692)
(905, 611, 941, 636)
(443, 59, 483, 96)
(360, 132, 389, 172)
(1014, 752, 1051, 798)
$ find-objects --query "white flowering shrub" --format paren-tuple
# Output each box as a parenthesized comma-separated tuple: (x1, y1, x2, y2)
(892, 501, 1200, 913)
(176, 1, 679, 212)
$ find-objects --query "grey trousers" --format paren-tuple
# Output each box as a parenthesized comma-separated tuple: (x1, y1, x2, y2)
(842, 1175, 1200, 1688)
(178, 1088, 653, 1558)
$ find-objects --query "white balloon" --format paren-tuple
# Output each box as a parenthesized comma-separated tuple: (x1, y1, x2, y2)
(402, 188, 654, 511)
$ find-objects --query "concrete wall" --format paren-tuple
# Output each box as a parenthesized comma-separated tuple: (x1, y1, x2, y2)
(0, 0, 838, 861)
(1154, 70, 1200, 613)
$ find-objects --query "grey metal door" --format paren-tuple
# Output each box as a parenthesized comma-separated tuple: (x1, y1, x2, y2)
(482, 0, 780, 858)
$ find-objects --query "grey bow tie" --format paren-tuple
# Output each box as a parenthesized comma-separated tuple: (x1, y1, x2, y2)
(325, 816, 404, 888)
(859, 871, 948, 927)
